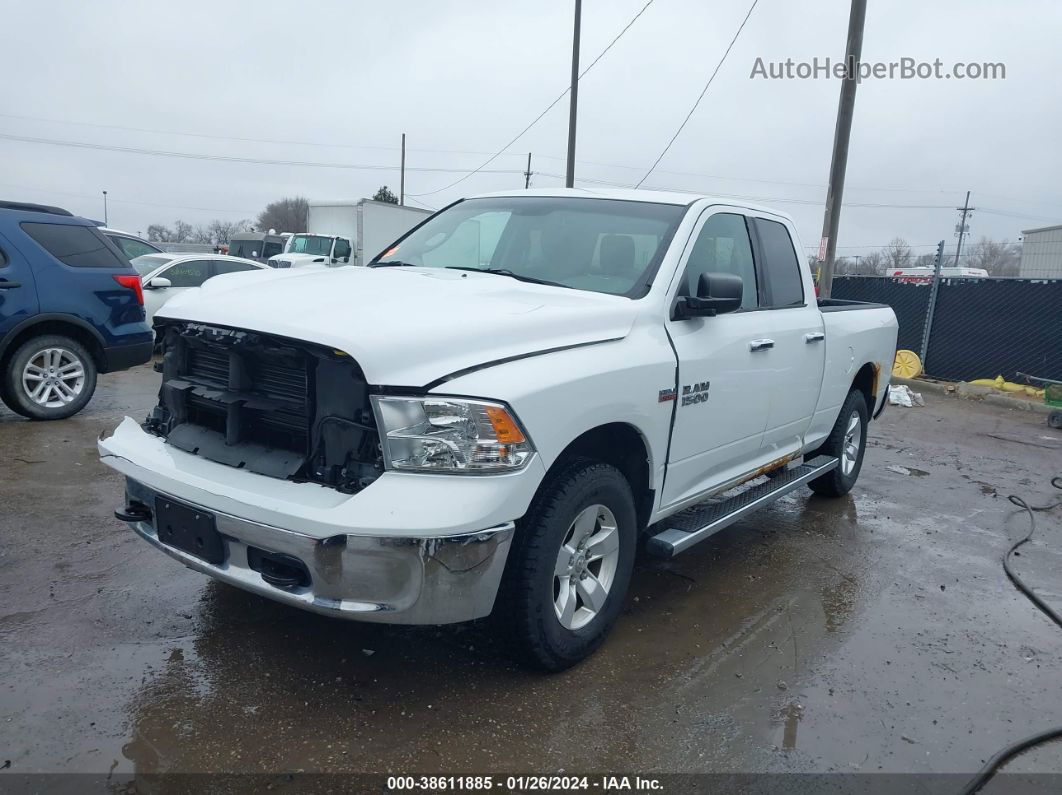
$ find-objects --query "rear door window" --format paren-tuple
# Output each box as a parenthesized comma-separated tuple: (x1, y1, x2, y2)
(21, 222, 128, 268)
(754, 219, 805, 307)
(212, 260, 259, 276)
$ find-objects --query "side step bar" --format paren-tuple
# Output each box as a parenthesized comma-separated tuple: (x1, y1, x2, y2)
(646, 455, 839, 558)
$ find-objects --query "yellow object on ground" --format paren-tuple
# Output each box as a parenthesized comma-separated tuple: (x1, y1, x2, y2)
(968, 375, 1045, 398)
(893, 350, 923, 379)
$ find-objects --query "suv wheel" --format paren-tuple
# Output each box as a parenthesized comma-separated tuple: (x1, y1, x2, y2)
(3, 335, 97, 420)
(808, 388, 869, 497)
(498, 459, 636, 671)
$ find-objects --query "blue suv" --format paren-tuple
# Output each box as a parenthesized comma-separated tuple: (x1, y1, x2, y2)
(0, 201, 153, 420)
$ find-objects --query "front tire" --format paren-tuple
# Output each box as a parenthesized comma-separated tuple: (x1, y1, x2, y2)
(498, 459, 637, 672)
(808, 389, 869, 497)
(3, 335, 97, 420)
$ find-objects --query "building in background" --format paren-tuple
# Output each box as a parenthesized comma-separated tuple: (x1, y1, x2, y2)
(1019, 224, 1062, 278)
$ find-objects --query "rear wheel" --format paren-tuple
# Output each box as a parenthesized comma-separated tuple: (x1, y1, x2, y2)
(808, 389, 868, 497)
(498, 459, 636, 672)
(2, 335, 97, 420)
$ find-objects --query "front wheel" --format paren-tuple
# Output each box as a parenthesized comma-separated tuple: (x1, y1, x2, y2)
(498, 459, 637, 672)
(808, 389, 869, 497)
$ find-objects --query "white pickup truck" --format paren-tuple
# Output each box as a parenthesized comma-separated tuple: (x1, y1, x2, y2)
(100, 188, 897, 671)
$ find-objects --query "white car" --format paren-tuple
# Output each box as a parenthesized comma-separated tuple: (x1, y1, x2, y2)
(103, 188, 898, 671)
(131, 253, 269, 329)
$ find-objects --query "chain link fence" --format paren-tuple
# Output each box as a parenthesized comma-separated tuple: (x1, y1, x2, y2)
(832, 276, 1062, 383)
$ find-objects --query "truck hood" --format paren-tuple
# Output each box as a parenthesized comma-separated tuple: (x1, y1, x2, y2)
(158, 266, 637, 386)
(268, 253, 330, 267)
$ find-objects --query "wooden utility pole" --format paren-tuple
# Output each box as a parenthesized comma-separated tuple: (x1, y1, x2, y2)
(400, 133, 406, 206)
(524, 153, 533, 188)
(817, 0, 867, 299)
(565, 0, 582, 188)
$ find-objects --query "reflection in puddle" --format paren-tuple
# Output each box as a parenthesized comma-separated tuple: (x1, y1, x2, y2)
(778, 701, 804, 750)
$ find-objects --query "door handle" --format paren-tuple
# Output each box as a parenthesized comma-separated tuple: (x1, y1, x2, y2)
(804, 331, 825, 343)
(0, 281, 21, 289)
(749, 338, 775, 351)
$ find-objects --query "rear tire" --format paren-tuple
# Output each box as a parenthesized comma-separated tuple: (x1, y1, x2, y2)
(808, 389, 868, 497)
(497, 459, 637, 672)
(2, 335, 97, 420)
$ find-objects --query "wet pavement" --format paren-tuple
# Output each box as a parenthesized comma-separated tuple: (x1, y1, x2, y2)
(1, 363, 1061, 778)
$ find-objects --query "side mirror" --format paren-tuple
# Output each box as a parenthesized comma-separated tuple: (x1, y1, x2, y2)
(674, 272, 743, 319)
(146, 276, 172, 290)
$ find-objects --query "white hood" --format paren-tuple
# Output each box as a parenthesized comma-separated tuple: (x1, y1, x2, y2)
(158, 266, 637, 386)
(268, 253, 330, 267)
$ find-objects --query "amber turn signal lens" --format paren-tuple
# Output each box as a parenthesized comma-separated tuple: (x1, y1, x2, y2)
(484, 406, 526, 444)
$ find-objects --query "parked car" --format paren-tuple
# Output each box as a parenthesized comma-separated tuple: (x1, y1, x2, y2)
(101, 189, 898, 670)
(100, 227, 163, 260)
(131, 253, 269, 330)
(0, 201, 152, 420)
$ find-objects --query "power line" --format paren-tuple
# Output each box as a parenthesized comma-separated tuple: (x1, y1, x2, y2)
(409, 0, 656, 198)
(0, 111, 527, 158)
(538, 171, 957, 209)
(0, 132, 528, 174)
(0, 180, 257, 216)
(636, 0, 759, 187)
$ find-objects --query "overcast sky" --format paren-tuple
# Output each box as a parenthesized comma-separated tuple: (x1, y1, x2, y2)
(1, 0, 1059, 259)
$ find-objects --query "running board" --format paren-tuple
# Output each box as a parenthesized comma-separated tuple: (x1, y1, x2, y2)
(646, 455, 839, 558)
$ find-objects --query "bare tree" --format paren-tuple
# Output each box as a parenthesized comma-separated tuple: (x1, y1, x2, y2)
(860, 251, 884, 275)
(965, 237, 1021, 277)
(882, 237, 913, 271)
(172, 220, 194, 243)
(913, 252, 937, 269)
(146, 224, 172, 242)
(373, 186, 399, 204)
(257, 197, 308, 233)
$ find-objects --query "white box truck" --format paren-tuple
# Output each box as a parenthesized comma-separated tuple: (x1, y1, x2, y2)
(269, 199, 431, 269)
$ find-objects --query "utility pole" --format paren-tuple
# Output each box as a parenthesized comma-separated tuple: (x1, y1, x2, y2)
(400, 133, 406, 206)
(524, 153, 533, 189)
(102, 190, 108, 226)
(565, 0, 582, 188)
(816, 0, 867, 299)
(953, 190, 974, 266)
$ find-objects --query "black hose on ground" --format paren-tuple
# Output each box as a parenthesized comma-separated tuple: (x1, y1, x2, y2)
(958, 476, 1062, 795)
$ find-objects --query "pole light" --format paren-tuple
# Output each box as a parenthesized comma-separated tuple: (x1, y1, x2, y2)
(102, 190, 108, 226)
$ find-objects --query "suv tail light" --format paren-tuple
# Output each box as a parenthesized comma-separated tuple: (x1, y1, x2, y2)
(113, 274, 144, 306)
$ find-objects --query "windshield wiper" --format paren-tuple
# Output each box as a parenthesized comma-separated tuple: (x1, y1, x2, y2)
(370, 260, 419, 268)
(444, 266, 570, 289)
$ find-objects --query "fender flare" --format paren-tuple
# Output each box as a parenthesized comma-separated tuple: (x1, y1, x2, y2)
(0, 313, 106, 362)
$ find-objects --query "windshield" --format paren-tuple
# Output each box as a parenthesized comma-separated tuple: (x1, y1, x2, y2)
(132, 254, 174, 276)
(370, 196, 686, 297)
(287, 235, 334, 256)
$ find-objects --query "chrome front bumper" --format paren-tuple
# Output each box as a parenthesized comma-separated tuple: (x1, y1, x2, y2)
(121, 478, 515, 625)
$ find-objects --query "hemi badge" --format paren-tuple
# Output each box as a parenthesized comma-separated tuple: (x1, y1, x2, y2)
(658, 388, 677, 403)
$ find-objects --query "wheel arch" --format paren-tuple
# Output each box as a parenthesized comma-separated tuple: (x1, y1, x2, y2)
(0, 314, 106, 373)
(544, 422, 654, 532)
(851, 361, 879, 417)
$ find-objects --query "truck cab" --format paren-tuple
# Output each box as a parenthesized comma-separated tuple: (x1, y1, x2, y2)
(101, 189, 897, 670)
(268, 233, 352, 269)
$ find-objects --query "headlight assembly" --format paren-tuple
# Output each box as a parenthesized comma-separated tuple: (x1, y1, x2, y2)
(371, 396, 535, 474)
